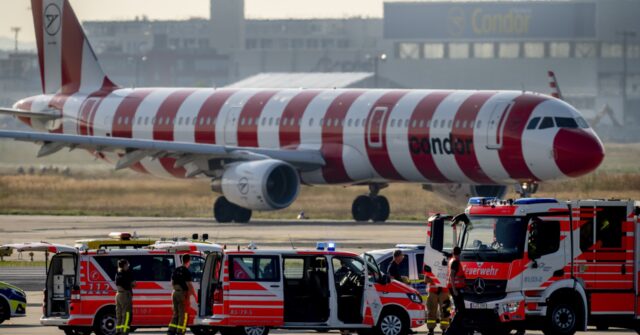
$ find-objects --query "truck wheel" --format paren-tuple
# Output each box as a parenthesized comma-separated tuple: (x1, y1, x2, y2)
(93, 308, 117, 335)
(63, 327, 93, 335)
(544, 300, 579, 335)
(376, 310, 408, 335)
(191, 326, 219, 335)
(236, 326, 270, 335)
(0, 299, 8, 324)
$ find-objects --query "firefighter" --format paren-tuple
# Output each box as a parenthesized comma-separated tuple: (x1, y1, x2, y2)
(424, 273, 451, 335)
(168, 254, 194, 335)
(115, 259, 135, 335)
(445, 246, 467, 335)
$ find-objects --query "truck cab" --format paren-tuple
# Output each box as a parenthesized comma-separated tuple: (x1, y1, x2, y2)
(195, 245, 425, 335)
(424, 197, 640, 335)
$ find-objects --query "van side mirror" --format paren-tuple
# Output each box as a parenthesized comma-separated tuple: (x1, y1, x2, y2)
(378, 274, 391, 285)
(431, 218, 444, 252)
(423, 265, 431, 273)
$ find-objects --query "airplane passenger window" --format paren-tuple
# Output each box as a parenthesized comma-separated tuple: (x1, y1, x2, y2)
(462, 120, 468, 128)
(405, 119, 409, 127)
(320, 118, 324, 126)
(447, 120, 452, 128)
(334, 118, 340, 127)
(152, 117, 157, 125)
(440, 120, 446, 128)
(390, 119, 396, 127)
(117, 117, 122, 125)
(144, 117, 149, 125)
(124, 117, 129, 125)
(276, 117, 281, 125)
(475, 120, 480, 128)
(412, 120, 417, 128)
(178, 117, 183, 126)
(309, 118, 314, 126)
(340, 119, 344, 127)
(262, 117, 267, 126)
(137, 117, 142, 125)
(199, 118, 204, 125)
(240, 118, 246, 126)
(355, 119, 360, 127)
(172, 118, 176, 125)
(297, 118, 302, 127)
(207, 117, 212, 125)
(348, 119, 352, 127)
(419, 120, 424, 128)
(527, 117, 541, 130)
(269, 117, 273, 126)
(539, 117, 555, 129)
(555, 117, 578, 129)
(192, 117, 197, 126)
(426, 120, 431, 128)
(454, 120, 460, 128)
(282, 118, 288, 126)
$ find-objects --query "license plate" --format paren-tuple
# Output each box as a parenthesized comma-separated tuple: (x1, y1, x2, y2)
(470, 303, 487, 309)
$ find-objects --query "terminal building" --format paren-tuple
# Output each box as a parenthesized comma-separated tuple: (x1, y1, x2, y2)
(1, 0, 638, 135)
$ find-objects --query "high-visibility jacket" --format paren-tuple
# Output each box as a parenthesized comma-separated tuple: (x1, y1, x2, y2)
(447, 258, 466, 289)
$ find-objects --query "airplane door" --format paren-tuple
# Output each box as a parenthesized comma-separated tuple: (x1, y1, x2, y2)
(367, 106, 389, 149)
(198, 252, 223, 317)
(486, 101, 513, 150)
(224, 106, 242, 146)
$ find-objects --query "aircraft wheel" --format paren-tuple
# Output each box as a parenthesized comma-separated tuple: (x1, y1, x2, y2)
(371, 196, 390, 222)
(352, 195, 372, 222)
(214, 197, 234, 223)
(233, 207, 252, 223)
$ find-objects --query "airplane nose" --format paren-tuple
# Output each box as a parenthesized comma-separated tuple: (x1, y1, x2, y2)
(553, 128, 605, 177)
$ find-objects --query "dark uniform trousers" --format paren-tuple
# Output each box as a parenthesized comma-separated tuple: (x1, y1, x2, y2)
(445, 290, 467, 335)
(167, 285, 189, 335)
(115, 289, 133, 335)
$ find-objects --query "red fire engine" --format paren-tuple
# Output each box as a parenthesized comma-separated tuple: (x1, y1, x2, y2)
(424, 197, 640, 335)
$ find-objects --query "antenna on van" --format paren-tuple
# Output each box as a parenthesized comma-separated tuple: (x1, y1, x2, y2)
(289, 235, 296, 250)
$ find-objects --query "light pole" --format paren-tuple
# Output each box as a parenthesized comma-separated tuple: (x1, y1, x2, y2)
(617, 31, 637, 123)
(10, 27, 20, 53)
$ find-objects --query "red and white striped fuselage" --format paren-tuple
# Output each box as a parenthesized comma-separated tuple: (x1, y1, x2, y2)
(14, 88, 605, 186)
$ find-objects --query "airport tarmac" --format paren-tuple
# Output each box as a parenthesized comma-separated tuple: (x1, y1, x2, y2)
(0, 215, 635, 335)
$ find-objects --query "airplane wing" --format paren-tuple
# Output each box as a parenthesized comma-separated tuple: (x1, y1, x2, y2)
(0, 130, 325, 176)
(0, 108, 61, 120)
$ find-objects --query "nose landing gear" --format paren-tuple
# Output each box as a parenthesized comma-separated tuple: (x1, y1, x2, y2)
(351, 184, 390, 222)
(515, 182, 539, 198)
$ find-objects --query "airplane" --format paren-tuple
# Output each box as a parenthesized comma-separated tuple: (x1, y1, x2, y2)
(0, 0, 605, 223)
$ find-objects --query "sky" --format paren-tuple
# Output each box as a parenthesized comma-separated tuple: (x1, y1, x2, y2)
(0, 0, 400, 45)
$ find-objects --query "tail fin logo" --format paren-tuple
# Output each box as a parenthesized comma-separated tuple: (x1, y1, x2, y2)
(44, 3, 61, 36)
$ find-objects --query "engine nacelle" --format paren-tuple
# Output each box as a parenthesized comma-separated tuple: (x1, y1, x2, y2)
(424, 184, 508, 207)
(218, 159, 300, 211)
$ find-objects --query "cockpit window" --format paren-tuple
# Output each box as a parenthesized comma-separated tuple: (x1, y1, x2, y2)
(538, 117, 555, 130)
(576, 117, 590, 129)
(555, 117, 578, 129)
(526, 117, 540, 130)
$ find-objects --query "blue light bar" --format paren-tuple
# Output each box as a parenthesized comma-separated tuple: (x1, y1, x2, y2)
(468, 197, 497, 205)
(316, 242, 326, 251)
(327, 242, 336, 252)
(513, 198, 558, 205)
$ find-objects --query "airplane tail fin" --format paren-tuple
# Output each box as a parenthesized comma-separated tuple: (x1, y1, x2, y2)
(547, 70, 563, 100)
(31, 0, 116, 95)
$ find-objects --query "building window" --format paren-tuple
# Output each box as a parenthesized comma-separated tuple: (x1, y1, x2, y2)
(448, 43, 469, 59)
(246, 39, 258, 50)
(473, 43, 494, 59)
(524, 43, 545, 58)
(602, 43, 623, 58)
(627, 44, 640, 59)
(398, 43, 420, 59)
(260, 39, 273, 49)
(423, 43, 444, 59)
(498, 43, 520, 58)
(549, 42, 570, 58)
(575, 42, 596, 58)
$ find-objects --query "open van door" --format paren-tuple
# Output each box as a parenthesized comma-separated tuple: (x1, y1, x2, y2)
(363, 253, 384, 325)
(424, 215, 455, 287)
(199, 251, 223, 318)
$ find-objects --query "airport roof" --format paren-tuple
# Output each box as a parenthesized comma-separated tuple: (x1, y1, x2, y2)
(226, 72, 374, 89)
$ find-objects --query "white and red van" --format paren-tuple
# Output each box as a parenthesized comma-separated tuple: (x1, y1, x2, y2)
(1, 241, 221, 335)
(194, 246, 425, 335)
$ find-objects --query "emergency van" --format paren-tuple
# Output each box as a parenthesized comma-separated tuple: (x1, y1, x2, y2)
(1, 241, 221, 335)
(367, 245, 427, 299)
(424, 197, 640, 335)
(194, 244, 425, 335)
(0, 281, 27, 324)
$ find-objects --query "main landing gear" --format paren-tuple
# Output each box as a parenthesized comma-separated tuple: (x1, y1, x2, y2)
(214, 197, 252, 223)
(351, 184, 390, 222)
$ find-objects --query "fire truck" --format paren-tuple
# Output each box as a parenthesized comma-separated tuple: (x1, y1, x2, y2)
(194, 244, 425, 335)
(424, 197, 640, 335)
(1, 241, 221, 335)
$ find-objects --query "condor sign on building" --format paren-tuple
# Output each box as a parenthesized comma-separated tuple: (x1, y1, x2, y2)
(381, 1, 640, 126)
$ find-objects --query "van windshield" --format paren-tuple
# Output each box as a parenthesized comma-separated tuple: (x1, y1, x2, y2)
(460, 216, 527, 262)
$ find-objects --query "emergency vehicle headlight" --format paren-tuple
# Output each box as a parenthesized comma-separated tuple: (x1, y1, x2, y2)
(316, 242, 326, 251)
(327, 242, 336, 251)
(502, 302, 519, 314)
(407, 293, 422, 304)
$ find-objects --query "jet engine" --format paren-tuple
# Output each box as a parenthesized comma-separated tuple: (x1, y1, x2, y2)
(424, 184, 508, 207)
(215, 159, 300, 211)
